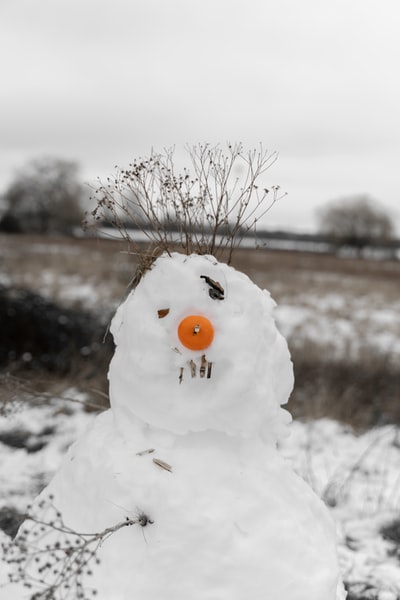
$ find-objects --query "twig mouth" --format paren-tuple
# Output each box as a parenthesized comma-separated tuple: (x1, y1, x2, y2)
(179, 354, 212, 384)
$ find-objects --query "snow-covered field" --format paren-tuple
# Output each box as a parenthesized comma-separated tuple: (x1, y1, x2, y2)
(2, 398, 400, 598)
(281, 420, 400, 598)
(1, 236, 400, 598)
(275, 290, 400, 362)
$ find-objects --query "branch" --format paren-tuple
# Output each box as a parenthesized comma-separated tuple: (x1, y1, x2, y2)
(2, 495, 153, 600)
(84, 142, 284, 280)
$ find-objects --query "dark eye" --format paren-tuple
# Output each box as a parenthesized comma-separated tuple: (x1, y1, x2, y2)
(157, 308, 170, 319)
(200, 275, 224, 301)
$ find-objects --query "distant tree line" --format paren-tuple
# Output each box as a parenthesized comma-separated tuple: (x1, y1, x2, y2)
(316, 195, 396, 255)
(0, 157, 84, 235)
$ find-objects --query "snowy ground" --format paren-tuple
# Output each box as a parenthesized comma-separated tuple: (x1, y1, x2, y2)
(2, 397, 400, 598)
(280, 420, 400, 598)
(275, 292, 400, 363)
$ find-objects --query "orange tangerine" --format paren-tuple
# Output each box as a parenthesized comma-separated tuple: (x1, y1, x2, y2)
(177, 315, 214, 351)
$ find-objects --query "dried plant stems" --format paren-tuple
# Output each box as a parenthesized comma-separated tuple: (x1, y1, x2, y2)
(2, 495, 153, 599)
(85, 143, 285, 277)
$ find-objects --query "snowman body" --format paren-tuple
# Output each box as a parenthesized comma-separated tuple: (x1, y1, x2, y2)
(15, 253, 345, 599)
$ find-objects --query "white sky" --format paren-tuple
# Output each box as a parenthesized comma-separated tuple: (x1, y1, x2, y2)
(1, 0, 400, 232)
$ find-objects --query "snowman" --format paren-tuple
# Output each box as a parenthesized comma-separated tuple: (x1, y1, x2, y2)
(10, 251, 346, 599)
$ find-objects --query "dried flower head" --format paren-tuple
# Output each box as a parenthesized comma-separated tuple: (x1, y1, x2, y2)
(84, 143, 284, 284)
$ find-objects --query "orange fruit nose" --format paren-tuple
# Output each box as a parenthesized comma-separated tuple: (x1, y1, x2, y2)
(177, 315, 214, 351)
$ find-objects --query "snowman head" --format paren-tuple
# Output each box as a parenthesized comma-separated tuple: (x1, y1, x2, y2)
(108, 253, 293, 442)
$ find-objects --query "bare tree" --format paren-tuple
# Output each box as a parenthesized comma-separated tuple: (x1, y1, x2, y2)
(85, 143, 285, 273)
(317, 195, 395, 255)
(0, 158, 84, 235)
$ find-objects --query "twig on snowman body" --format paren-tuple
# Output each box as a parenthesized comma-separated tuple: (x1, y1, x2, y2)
(152, 458, 173, 472)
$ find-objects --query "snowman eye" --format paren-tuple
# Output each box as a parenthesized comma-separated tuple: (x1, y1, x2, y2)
(157, 308, 170, 319)
(200, 275, 224, 301)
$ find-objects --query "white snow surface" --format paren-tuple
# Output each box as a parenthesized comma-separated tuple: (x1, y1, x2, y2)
(0, 390, 95, 513)
(3, 406, 400, 598)
(1, 253, 346, 600)
(20, 411, 343, 599)
(280, 420, 400, 599)
(109, 253, 294, 441)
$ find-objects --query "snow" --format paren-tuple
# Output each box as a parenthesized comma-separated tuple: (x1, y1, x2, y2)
(1, 251, 399, 599)
(0, 390, 96, 513)
(109, 253, 293, 440)
(23, 269, 105, 310)
(280, 421, 400, 597)
(1, 253, 344, 599)
(275, 295, 400, 360)
(3, 405, 400, 598)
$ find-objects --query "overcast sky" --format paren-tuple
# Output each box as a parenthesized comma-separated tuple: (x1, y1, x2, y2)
(2, 0, 399, 232)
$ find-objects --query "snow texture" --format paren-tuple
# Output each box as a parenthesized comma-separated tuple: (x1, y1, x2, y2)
(2, 253, 345, 599)
(109, 253, 293, 441)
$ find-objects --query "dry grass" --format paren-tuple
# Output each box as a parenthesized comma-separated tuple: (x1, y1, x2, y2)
(0, 234, 137, 310)
(1, 234, 399, 429)
(3, 234, 399, 305)
(231, 246, 400, 302)
(288, 343, 400, 430)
